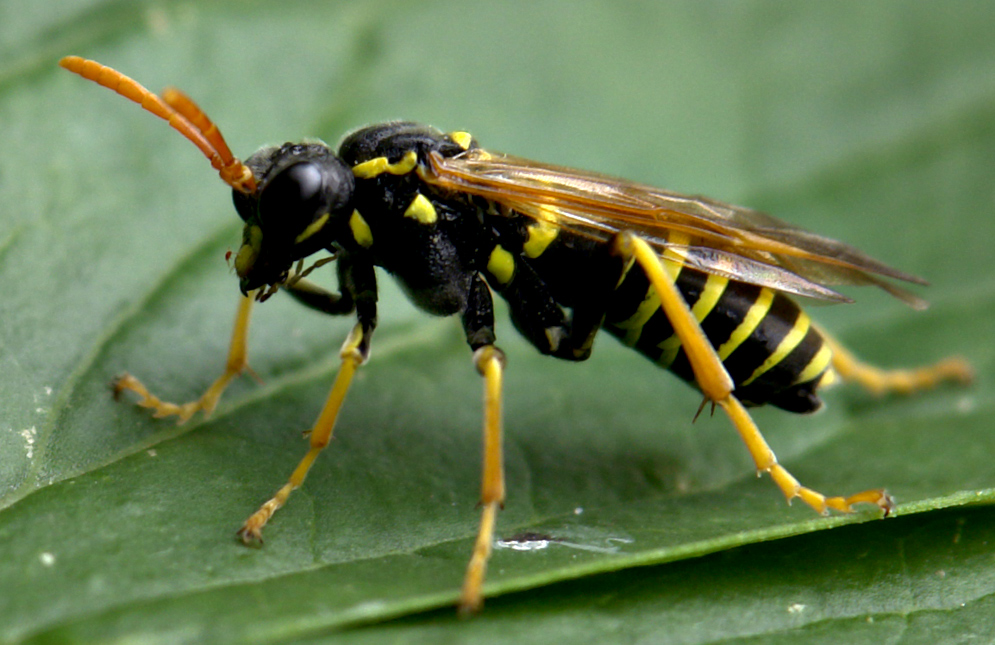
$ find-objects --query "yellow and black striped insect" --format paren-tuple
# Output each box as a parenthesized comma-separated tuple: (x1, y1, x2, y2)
(62, 56, 972, 613)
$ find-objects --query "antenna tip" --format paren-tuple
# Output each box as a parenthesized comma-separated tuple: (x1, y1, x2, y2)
(59, 55, 82, 70)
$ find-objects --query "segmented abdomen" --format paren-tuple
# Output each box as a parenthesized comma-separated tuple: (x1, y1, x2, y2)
(602, 259, 833, 413)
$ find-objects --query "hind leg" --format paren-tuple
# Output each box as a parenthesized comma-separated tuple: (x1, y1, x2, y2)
(616, 233, 895, 516)
(818, 328, 973, 395)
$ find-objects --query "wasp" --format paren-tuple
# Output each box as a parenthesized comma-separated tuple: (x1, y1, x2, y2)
(61, 56, 972, 614)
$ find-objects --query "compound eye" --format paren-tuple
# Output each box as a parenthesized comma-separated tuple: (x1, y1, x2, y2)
(259, 162, 325, 233)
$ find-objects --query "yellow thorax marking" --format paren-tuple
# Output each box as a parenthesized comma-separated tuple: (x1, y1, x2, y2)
(349, 210, 373, 248)
(449, 131, 473, 150)
(352, 150, 419, 179)
(404, 193, 438, 224)
(523, 219, 559, 258)
(487, 246, 515, 284)
(469, 148, 493, 161)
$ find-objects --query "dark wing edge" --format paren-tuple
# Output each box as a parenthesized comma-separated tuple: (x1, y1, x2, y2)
(425, 150, 929, 309)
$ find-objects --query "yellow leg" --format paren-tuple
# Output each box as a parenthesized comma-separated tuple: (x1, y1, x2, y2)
(820, 328, 973, 396)
(113, 293, 255, 423)
(238, 323, 366, 543)
(620, 233, 891, 516)
(719, 395, 893, 515)
(459, 345, 506, 615)
(616, 234, 734, 401)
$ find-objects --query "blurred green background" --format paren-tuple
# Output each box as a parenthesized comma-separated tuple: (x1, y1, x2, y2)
(1, 2, 993, 643)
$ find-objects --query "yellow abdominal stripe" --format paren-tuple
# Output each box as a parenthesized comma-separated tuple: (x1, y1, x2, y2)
(717, 288, 774, 360)
(742, 311, 811, 386)
(615, 287, 661, 346)
(794, 343, 833, 385)
(692, 274, 727, 322)
(654, 273, 728, 367)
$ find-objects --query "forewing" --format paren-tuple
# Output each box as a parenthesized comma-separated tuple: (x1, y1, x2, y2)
(426, 149, 927, 308)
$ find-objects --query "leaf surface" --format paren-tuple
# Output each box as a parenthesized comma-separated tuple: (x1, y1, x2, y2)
(1, 2, 993, 643)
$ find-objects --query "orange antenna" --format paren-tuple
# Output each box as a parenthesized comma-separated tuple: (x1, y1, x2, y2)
(161, 87, 237, 168)
(59, 56, 256, 194)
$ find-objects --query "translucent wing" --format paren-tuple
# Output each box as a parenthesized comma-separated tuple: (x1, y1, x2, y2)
(424, 149, 927, 308)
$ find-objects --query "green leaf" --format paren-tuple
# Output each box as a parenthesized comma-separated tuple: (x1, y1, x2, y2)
(1, 2, 993, 643)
